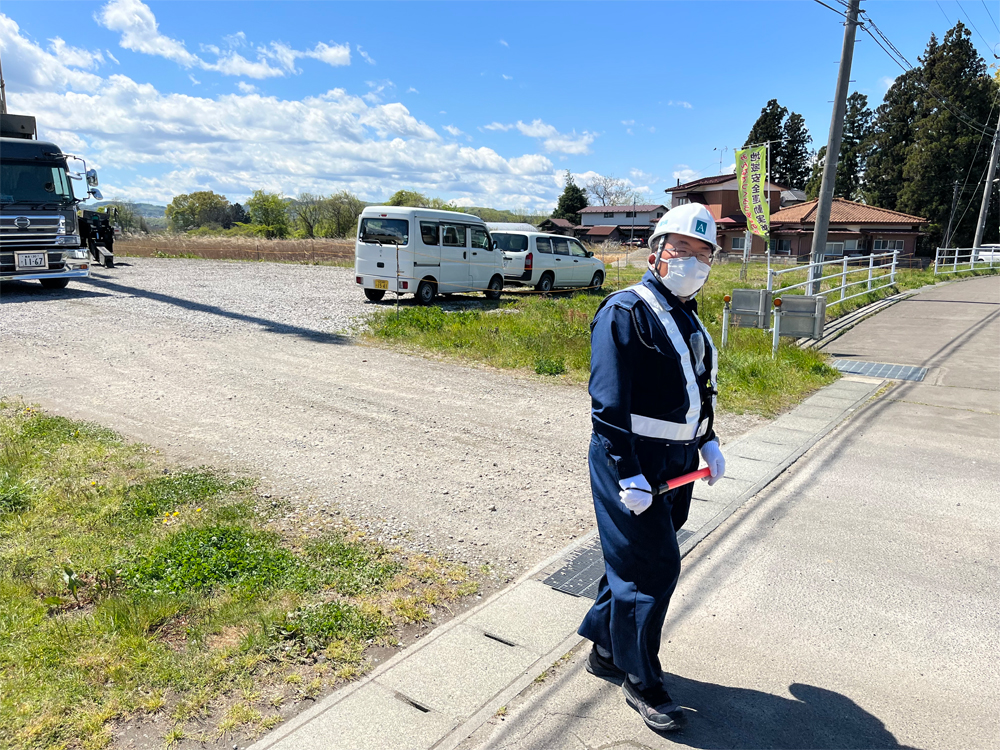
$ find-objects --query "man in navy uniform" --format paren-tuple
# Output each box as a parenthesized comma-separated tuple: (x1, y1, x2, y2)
(579, 202, 726, 732)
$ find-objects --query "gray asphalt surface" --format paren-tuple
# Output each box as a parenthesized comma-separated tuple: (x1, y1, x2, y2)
(460, 275, 1000, 749)
(0, 257, 761, 577)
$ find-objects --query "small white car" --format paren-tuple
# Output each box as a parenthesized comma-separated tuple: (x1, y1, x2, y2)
(494, 231, 605, 292)
(975, 244, 1000, 264)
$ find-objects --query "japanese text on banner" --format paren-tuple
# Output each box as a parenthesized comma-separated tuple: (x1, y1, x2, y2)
(736, 145, 769, 237)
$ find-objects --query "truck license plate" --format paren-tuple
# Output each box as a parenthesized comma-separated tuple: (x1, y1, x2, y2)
(15, 252, 47, 270)
(374, 279, 388, 290)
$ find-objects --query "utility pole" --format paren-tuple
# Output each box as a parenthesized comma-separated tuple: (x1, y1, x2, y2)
(807, 0, 861, 295)
(943, 181, 961, 250)
(973, 109, 1000, 249)
(0, 55, 7, 114)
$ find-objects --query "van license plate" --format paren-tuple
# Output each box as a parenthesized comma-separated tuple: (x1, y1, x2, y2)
(16, 252, 47, 270)
(374, 279, 388, 290)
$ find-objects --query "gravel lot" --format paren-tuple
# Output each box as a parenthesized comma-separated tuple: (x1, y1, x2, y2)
(0, 258, 763, 577)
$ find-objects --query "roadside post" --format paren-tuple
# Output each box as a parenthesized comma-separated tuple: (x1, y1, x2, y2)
(721, 295, 732, 348)
(771, 298, 782, 359)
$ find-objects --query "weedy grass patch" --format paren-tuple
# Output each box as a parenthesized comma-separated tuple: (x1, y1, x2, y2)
(363, 264, 995, 417)
(0, 402, 475, 749)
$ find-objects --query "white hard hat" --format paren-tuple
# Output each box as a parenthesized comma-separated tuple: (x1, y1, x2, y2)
(649, 203, 720, 252)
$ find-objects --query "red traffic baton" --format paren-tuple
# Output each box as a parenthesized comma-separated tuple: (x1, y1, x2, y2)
(655, 467, 712, 495)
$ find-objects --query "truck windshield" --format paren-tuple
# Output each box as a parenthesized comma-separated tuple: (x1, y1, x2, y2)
(0, 162, 74, 205)
(359, 218, 408, 245)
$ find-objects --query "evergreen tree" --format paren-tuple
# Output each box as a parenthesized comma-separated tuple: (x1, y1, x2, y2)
(803, 93, 872, 201)
(898, 23, 999, 248)
(744, 99, 788, 186)
(552, 170, 588, 224)
(863, 69, 923, 211)
(779, 112, 812, 190)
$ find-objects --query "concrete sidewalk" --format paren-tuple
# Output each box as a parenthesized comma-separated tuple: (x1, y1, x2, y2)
(458, 275, 1000, 750)
(249, 354, 886, 749)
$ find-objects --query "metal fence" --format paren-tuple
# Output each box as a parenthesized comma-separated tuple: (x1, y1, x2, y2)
(768, 251, 899, 308)
(933, 247, 998, 275)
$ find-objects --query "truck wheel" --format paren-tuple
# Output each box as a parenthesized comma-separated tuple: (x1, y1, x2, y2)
(40, 278, 69, 290)
(416, 279, 437, 305)
(590, 271, 604, 290)
(364, 288, 386, 302)
(484, 275, 503, 300)
(535, 272, 554, 293)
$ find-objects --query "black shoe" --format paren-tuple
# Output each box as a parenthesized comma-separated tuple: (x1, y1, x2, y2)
(622, 678, 687, 732)
(585, 646, 626, 683)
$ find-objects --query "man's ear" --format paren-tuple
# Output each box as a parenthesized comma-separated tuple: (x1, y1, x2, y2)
(647, 253, 656, 266)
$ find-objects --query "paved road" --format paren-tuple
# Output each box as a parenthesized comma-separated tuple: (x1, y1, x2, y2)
(0, 258, 760, 577)
(461, 275, 1000, 749)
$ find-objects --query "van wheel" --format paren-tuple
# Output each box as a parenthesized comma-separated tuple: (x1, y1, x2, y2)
(364, 288, 386, 302)
(485, 275, 503, 300)
(535, 272, 554, 293)
(590, 271, 604, 290)
(40, 278, 69, 290)
(416, 279, 437, 305)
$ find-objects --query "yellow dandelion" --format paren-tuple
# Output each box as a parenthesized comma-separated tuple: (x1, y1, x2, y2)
(172, 511, 179, 516)
(195, 508, 202, 512)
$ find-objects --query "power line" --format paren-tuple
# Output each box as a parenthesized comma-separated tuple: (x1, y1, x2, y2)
(935, 1, 952, 26)
(953, 89, 1000, 225)
(982, 0, 1000, 34)
(812, 0, 850, 21)
(956, 0, 999, 57)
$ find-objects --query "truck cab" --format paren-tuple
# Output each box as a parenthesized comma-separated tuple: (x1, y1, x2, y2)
(1, 113, 93, 289)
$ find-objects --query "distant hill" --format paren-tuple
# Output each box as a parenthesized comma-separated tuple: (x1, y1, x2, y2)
(93, 201, 167, 218)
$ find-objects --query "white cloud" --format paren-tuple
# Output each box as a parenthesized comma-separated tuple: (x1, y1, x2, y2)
(630, 168, 658, 184)
(483, 122, 513, 132)
(188, 74, 200, 85)
(237, 81, 258, 94)
(407, 87, 418, 94)
(515, 119, 595, 155)
(357, 45, 376, 65)
(621, 119, 635, 126)
(667, 100, 693, 109)
(2, 15, 568, 210)
(499, 39, 509, 47)
(726, 161, 736, 174)
(443, 125, 464, 136)
(95, 0, 350, 78)
(879, 75, 897, 92)
(48, 38, 105, 69)
(363, 79, 394, 104)
(502, 74, 513, 80)
(96, 0, 200, 67)
(672, 166, 700, 183)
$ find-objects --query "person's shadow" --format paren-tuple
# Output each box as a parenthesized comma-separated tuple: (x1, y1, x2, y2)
(661, 675, 920, 749)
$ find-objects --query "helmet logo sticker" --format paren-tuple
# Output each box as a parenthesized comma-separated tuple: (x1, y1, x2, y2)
(695, 220, 707, 235)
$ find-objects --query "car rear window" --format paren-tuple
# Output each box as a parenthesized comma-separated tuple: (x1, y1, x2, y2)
(494, 234, 529, 252)
(360, 218, 409, 245)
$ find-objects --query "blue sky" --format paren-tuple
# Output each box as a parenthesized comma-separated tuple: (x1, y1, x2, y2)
(2, 1, 997, 210)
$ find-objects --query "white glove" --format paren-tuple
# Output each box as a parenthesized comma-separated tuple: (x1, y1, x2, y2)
(700, 440, 726, 486)
(618, 474, 653, 515)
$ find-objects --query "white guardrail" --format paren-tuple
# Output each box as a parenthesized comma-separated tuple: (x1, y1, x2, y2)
(767, 250, 898, 305)
(933, 247, 999, 275)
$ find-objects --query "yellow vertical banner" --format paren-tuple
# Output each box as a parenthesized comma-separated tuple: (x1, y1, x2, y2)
(736, 145, 769, 237)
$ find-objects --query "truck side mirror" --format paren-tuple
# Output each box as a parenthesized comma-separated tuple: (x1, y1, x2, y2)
(86, 169, 99, 187)
(89, 188, 103, 201)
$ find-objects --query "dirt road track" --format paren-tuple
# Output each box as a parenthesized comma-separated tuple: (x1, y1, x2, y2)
(1, 258, 759, 576)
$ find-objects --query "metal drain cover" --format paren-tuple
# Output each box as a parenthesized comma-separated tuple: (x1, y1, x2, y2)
(544, 529, 694, 599)
(830, 359, 927, 382)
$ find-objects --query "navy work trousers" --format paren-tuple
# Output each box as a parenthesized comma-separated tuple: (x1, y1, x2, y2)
(578, 434, 694, 689)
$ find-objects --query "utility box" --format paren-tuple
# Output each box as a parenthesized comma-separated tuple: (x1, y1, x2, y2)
(777, 295, 826, 339)
(730, 288, 772, 329)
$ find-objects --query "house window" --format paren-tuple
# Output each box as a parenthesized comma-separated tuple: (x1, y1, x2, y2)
(675, 197, 690, 206)
(824, 242, 845, 256)
(769, 239, 791, 254)
(873, 239, 904, 251)
(731, 236, 746, 250)
(656, 212, 663, 218)
(603, 212, 615, 218)
(844, 239, 859, 255)
(625, 212, 635, 218)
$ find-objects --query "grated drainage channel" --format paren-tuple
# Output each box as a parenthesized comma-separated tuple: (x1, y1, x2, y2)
(543, 529, 694, 599)
(830, 359, 928, 382)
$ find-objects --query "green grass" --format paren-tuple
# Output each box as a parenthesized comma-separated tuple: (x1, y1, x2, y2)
(364, 263, 997, 417)
(0, 402, 474, 749)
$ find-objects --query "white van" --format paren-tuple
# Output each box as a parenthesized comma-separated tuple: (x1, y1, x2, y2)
(354, 206, 505, 304)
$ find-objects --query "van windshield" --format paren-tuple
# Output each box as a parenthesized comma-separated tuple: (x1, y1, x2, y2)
(359, 218, 409, 245)
(0, 162, 74, 206)
(493, 234, 528, 252)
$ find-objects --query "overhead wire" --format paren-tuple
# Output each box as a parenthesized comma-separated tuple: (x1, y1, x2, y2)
(981, 0, 1000, 34)
(955, 1, 999, 57)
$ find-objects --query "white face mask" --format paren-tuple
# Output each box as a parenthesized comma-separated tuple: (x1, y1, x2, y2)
(650, 254, 711, 297)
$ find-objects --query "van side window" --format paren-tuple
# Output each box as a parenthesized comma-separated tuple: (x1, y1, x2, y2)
(569, 240, 588, 257)
(494, 234, 528, 252)
(471, 227, 489, 249)
(552, 238, 570, 256)
(442, 224, 466, 247)
(535, 237, 552, 254)
(420, 222, 439, 245)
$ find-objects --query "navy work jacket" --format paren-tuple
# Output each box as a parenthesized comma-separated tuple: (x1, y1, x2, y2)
(589, 270, 718, 481)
